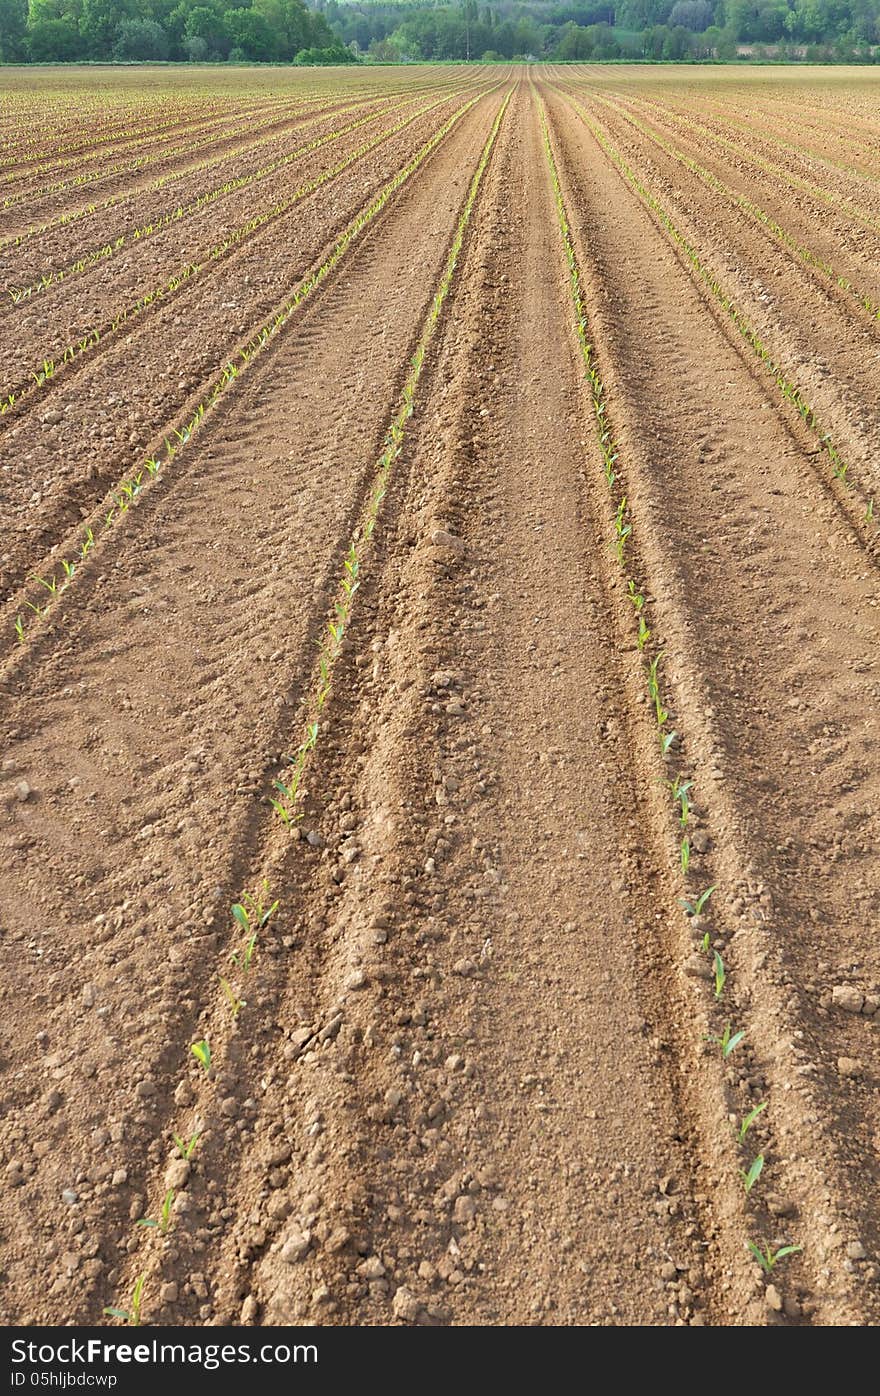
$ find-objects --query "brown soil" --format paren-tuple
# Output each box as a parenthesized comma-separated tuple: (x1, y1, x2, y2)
(0, 64, 878, 1329)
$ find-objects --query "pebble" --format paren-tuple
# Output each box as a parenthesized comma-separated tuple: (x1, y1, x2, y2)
(241, 1295, 259, 1323)
(831, 985, 864, 1015)
(765, 1284, 783, 1312)
(14, 780, 31, 802)
(81, 985, 97, 1008)
(165, 1159, 191, 1190)
(111, 1169, 128, 1187)
(356, 1255, 386, 1280)
(430, 528, 466, 556)
(452, 958, 478, 977)
(391, 1286, 422, 1322)
(452, 1195, 477, 1224)
(61, 1189, 78, 1205)
(691, 829, 711, 854)
(683, 955, 713, 982)
(280, 1231, 310, 1264)
(135, 1079, 156, 1099)
(837, 1057, 863, 1078)
(160, 1282, 179, 1305)
(846, 1240, 867, 1261)
(767, 1196, 796, 1218)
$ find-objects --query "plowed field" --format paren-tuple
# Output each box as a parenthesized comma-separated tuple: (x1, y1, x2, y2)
(1, 62, 879, 1329)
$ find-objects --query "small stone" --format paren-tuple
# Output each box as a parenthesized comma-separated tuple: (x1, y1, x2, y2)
(831, 985, 864, 1015)
(160, 1282, 179, 1305)
(452, 1195, 477, 1224)
(241, 1295, 259, 1323)
(846, 1240, 867, 1261)
(767, 1196, 797, 1218)
(164, 1158, 191, 1190)
(280, 1231, 310, 1264)
(356, 1255, 385, 1280)
(691, 829, 711, 854)
(837, 1057, 863, 1077)
(765, 1284, 783, 1312)
(220, 1096, 238, 1118)
(325, 1227, 350, 1253)
(174, 1081, 194, 1107)
(111, 1168, 128, 1187)
(14, 780, 31, 802)
(345, 970, 367, 991)
(660, 1261, 676, 1281)
(135, 1079, 156, 1099)
(430, 528, 465, 556)
(81, 984, 97, 1008)
(452, 958, 477, 977)
(683, 955, 713, 982)
(61, 1189, 79, 1205)
(391, 1286, 422, 1322)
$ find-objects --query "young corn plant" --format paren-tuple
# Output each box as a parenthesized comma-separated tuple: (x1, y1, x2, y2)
(172, 1130, 201, 1160)
(219, 975, 245, 1018)
(230, 933, 257, 975)
(103, 1273, 145, 1326)
(190, 1039, 211, 1073)
(748, 1241, 803, 1275)
(705, 1023, 745, 1059)
(679, 885, 717, 917)
(232, 881, 278, 934)
(136, 1188, 175, 1235)
(741, 1154, 765, 1195)
(737, 1102, 767, 1142)
(713, 950, 726, 1000)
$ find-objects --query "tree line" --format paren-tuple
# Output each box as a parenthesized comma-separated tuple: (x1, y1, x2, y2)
(0, 0, 878, 63)
(0, 0, 354, 64)
(327, 0, 880, 62)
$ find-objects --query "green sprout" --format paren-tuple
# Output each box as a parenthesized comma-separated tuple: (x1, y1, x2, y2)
(705, 1023, 744, 1058)
(136, 1188, 175, 1234)
(679, 885, 717, 917)
(172, 1130, 201, 1160)
(737, 1102, 767, 1142)
(219, 976, 244, 1018)
(103, 1273, 145, 1326)
(713, 950, 726, 1000)
(748, 1241, 802, 1275)
(190, 1039, 211, 1072)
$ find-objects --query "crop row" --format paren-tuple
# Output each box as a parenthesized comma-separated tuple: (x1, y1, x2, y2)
(8, 89, 495, 652)
(596, 96, 880, 326)
(0, 96, 348, 252)
(1, 93, 455, 417)
(0, 95, 344, 216)
(563, 94, 878, 529)
(0, 100, 269, 194)
(625, 94, 880, 240)
(540, 87, 801, 1292)
(99, 88, 511, 1327)
(667, 93, 880, 190)
(5, 93, 425, 307)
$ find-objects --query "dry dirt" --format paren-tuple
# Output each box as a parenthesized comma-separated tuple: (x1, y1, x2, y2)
(1, 62, 879, 1328)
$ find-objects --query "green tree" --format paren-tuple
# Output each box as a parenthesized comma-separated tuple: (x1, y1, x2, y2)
(0, 0, 27, 60)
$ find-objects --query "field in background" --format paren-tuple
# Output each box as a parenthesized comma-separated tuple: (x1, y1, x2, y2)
(1, 63, 879, 1328)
